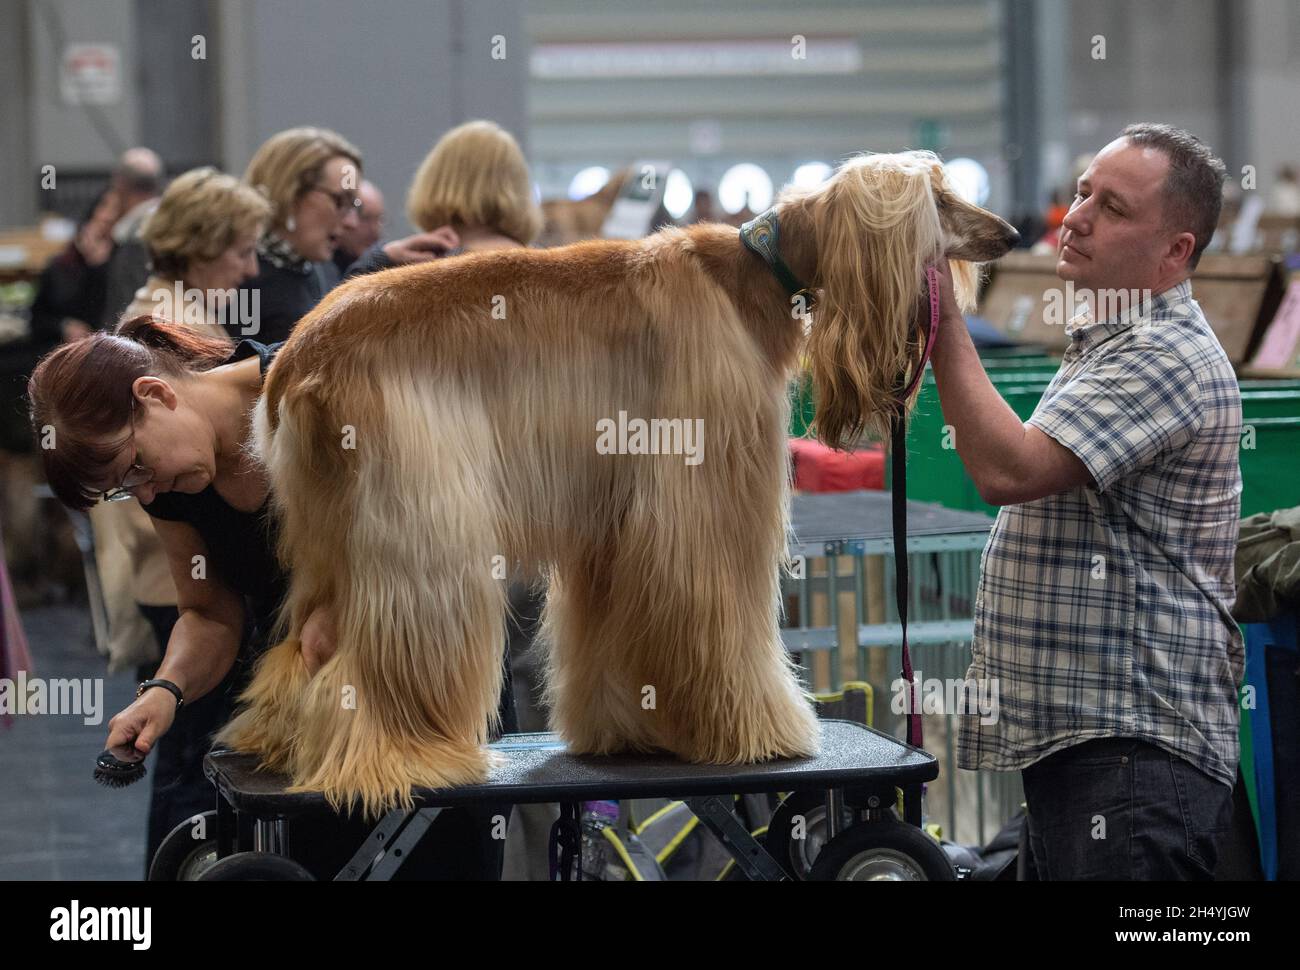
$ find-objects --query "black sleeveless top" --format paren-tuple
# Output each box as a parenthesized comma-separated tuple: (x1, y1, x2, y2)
(142, 339, 287, 650)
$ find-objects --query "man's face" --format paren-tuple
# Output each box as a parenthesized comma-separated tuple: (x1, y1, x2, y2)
(337, 182, 385, 259)
(1058, 138, 1187, 294)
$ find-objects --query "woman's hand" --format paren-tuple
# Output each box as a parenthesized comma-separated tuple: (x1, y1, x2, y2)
(105, 686, 179, 759)
(382, 226, 460, 265)
(300, 605, 338, 676)
(75, 223, 114, 267)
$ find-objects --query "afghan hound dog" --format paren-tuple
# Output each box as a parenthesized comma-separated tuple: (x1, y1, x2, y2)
(216, 150, 1019, 816)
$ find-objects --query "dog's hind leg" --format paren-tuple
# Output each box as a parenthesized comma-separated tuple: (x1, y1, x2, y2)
(606, 533, 821, 765)
(581, 387, 820, 764)
(545, 468, 820, 765)
(540, 549, 657, 755)
(226, 372, 508, 817)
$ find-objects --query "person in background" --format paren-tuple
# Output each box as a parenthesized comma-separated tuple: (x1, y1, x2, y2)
(130, 167, 270, 342)
(90, 167, 271, 872)
(394, 117, 545, 877)
(404, 119, 543, 255)
(690, 188, 716, 223)
(1032, 188, 1072, 252)
(101, 147, 166, 328)
(329, 179, 386, 279)
(240, 127, 364, 343)
(29, 190, 121, 348)
(242, 127, 461, 341)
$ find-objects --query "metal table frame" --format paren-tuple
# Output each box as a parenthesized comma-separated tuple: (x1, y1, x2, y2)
(204, 720, 938, 881)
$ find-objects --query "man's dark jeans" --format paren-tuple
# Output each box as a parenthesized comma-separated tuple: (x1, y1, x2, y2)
(1021, 737, 1234, 880)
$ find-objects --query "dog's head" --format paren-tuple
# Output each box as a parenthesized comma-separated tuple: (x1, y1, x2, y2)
(925, 159, 1021, 261)
(789, 151, 1019, 449)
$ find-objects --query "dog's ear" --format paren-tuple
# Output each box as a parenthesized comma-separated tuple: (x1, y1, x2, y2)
(924, 158, 981, 314)
(949, 259, 979, 315)
(804, 156, 941, 451)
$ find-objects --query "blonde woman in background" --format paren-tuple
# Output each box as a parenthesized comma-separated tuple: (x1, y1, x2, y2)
(244, 126, 461, 338)
(404, 118, 549, 880)
(129, 166, 271, 341)
(406, 119, 543, 252)
(241, 126, 365, 343)
(90, 166, 270, 875)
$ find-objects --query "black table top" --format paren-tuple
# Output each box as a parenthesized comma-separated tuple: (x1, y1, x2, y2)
(790, 489, 993, 545)
(204, 720, 937, 818)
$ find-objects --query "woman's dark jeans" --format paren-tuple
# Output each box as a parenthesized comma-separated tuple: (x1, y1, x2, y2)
(138, 604, 234, 877)
(1021, 736, 1234, 880)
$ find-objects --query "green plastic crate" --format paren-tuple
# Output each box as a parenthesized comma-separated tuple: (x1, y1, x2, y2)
(906, 382, 1300, 518)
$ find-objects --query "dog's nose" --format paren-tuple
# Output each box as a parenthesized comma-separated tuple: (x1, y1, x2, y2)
(1005, 226, 1022, 248)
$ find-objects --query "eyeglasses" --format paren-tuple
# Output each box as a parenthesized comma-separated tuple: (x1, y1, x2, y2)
(95, 403, 155, 503)
(99, 462, 155, 503)
(310, 185, 362, 216)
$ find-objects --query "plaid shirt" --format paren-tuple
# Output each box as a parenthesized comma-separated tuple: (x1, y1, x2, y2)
(958, 279, 1244, 788)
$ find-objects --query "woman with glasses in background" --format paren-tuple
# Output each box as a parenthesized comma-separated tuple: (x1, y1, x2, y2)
(242, 126, 461, 343)
(241, 126, 365, 343)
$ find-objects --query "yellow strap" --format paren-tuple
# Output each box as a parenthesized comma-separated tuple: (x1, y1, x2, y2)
(599, 826, 646, 881)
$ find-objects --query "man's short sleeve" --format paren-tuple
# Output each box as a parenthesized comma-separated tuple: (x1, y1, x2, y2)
(1026, 346, 1203, 493)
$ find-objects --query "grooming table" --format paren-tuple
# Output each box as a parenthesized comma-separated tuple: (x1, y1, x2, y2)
(789, 488, 994, 558)
(203, 719, 937, 881)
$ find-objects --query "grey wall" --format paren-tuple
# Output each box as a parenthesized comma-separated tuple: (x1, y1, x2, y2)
(0, 0, 35, 227)
(26, 0, 140, 169)
(1, 0, 1295, 231)
(215, 0, 529, 237)
(1, 0, 218, 225)
(135, 0, 216, 170)
(1240, 0, 1300, 198)
(1059, 0, 1299, 200)
(1065, 0, 1225, 182)
(525, 0, 1011, 212)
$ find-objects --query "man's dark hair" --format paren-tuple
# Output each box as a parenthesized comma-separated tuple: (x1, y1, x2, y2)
(1120, 123, 1227, 270)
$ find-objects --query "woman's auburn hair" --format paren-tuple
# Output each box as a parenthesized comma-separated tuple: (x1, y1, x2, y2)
(27, 317, 233, 512)
(142, 166, 272, 278)
(406, 119, 542, 245)
(244, 126, 363, 232)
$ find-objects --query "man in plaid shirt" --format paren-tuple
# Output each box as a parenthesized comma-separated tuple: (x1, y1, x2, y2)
(929, 124, 1240, 880)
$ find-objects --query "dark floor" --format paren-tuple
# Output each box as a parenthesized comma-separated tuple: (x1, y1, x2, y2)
(0, 604, 150, 880)
(0, 593, 556, 881)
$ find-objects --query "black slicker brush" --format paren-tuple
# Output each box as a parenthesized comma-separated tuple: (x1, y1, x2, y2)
(93, 748, 147, 788)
